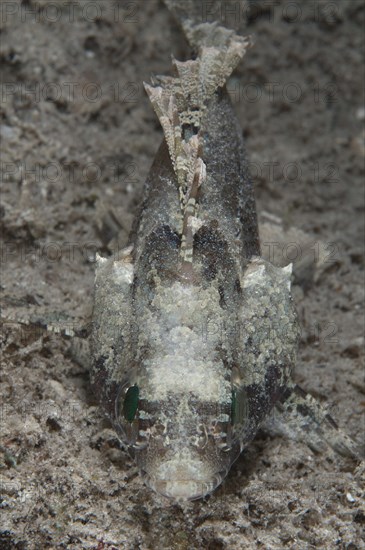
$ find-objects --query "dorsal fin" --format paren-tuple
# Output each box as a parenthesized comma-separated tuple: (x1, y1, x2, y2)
(144, 25, 252, 266)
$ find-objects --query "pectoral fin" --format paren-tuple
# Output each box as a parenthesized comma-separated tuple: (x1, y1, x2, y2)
(266, 383, 364, 461)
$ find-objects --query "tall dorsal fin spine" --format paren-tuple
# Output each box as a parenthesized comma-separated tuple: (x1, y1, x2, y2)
(144, 26, 252, 265)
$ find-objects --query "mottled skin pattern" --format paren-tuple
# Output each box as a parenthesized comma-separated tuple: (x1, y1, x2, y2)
(90, 3, 361, 501)
(90, 10, 301, 499)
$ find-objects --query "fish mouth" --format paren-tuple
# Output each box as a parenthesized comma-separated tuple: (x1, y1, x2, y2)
(141, 459, 227, 501)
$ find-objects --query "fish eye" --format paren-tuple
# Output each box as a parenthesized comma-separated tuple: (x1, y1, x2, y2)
(123, 384, 139, 422)
(231, 387, 248, 427)
(115, 383, 141, 446)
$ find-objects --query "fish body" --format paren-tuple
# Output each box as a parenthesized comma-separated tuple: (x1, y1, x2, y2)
(90, 3, 359, 502)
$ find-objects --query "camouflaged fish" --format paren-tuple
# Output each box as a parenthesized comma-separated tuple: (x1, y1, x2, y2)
(89, 0, 361, 501)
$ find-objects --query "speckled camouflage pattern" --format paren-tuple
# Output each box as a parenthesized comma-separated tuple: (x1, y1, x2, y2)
(90, 2, 361, 502)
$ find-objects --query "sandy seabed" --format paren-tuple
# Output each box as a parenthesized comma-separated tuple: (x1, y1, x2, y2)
(1, 1, 364, 548)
